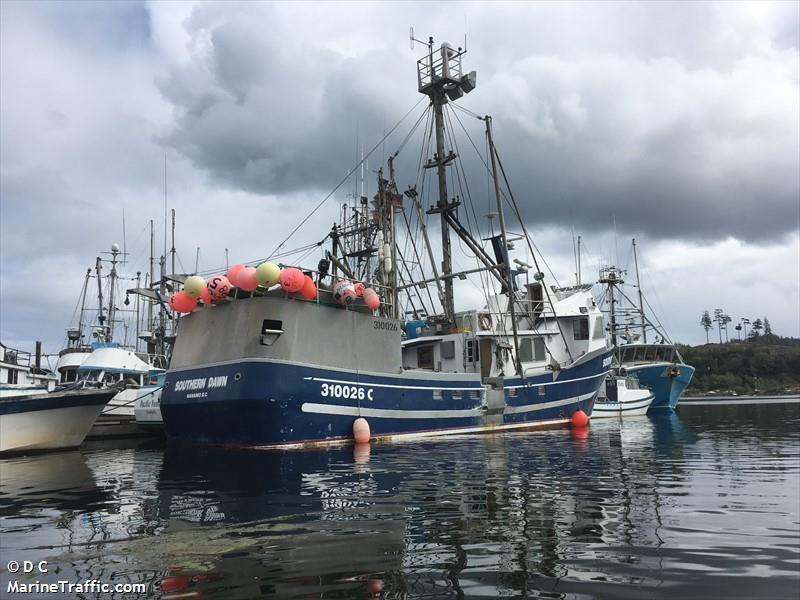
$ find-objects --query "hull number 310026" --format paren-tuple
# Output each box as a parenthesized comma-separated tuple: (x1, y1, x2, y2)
(320, 383, 374, 401)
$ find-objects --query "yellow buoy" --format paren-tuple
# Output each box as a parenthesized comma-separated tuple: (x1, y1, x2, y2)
(183, 275, 206, 298)
(256, 261, 281, 287)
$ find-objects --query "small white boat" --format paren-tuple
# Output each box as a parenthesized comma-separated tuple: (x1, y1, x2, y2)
(133, 372, 165, 428)
(592, 375, 654, 418)
(77, 347, 163, 417)
(0, 388, 117, 453)
(0, 342, 58, 398)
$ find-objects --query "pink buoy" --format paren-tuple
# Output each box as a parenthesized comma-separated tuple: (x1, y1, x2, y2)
(353, 282, 365, 297)
(237, 266, 258, 292)
(300, 275, 317, 300)
(571, 409, 589, 428)
(279, 267, 304, 293)
(207, 275, 231, 300)
(168, 290, 197, 314)
(227, 263, 245, 287)
(353, 417, 370, 444)
(363, 288, 381, 310)
(200, 287, 213, 305)
(333, 279, 356, 305)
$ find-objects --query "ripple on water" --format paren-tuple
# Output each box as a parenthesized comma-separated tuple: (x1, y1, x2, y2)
(0, 405, 798, 599)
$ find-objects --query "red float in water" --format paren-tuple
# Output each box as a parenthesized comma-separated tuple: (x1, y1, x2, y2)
(571, 409, 589, 428)
(353, 417, 370, 443)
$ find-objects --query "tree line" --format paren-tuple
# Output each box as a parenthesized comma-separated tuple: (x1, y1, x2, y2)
(699, 309, 774, 344)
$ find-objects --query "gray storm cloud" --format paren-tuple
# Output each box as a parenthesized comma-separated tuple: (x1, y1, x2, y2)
(1, 1, 798, 352)
(156, 2, 799, 242)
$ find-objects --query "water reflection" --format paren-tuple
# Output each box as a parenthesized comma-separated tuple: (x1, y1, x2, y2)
(0, 404, 797, 599)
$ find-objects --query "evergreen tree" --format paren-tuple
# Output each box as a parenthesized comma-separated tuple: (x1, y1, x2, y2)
(764, 317, 773, 335)
(713, 309, 724, 343)
(700, 311, 713, 343)
(722, 314, 732, 342)
(751, 318, 763, 337)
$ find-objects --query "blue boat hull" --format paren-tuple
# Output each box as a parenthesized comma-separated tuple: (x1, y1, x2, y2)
(626, 363, 695, 411)
(160, 351, 612, 447)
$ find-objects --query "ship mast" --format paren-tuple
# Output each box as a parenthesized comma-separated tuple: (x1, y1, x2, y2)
(95, 256, 105, 339)
(486, 115, 522, 376)
(417, 37, 477, 323)
(599, 266, 623, 348)
(632, 238, 647, 343)
(107, 243, 120, 341)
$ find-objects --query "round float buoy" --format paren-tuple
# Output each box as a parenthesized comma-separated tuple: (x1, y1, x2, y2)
(183, 275, 206, 298)
(238, 266, 259, 292)
(279, 267, 305, 293)
(353, 417, 370, 443)
(227, 263, 245, 287)
(255, 261, 281, 287)
(571, 409, 589, 428)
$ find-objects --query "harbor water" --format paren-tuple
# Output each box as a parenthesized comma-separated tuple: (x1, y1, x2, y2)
(1, 402, 798, 599)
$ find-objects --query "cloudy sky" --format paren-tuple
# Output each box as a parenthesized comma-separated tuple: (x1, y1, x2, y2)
(1, 0, 798, 360)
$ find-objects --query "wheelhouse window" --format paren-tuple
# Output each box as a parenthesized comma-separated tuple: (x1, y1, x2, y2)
(417, 345, 434, 369)
(441, 340, 455, 360)
(592, 316, 605, 339)
(466, 339, 479, 363)
(533, 337, 545, 361)
(519, 337, 546, 363)
(573, 318, 590, 340)
(519, 338, 533, 362)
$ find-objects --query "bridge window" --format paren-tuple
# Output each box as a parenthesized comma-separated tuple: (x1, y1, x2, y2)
(593, 316, 605, 339)
(573, 318, 590, 340)
(417, 345, 434, 369)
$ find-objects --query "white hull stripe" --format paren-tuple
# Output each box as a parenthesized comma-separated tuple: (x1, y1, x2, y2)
(504, 370, 610, 390)
(504, 392, 596, 414)
(301, 391, 596, 420)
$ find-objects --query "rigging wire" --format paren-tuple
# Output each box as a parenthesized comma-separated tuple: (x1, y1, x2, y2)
(266, 97, 427, 261)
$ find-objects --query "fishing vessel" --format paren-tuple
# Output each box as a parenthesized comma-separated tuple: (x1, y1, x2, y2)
(0, 387, 116, 453)
(0, 341, 57, 397)
(160, 39, 613, 448)
(597, 246, 694, 411)
(133, 372, 165, 428)
(55, 243, 170, 432)
(592, 373, 654, 418)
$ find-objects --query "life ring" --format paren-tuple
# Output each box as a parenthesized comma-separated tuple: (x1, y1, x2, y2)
(479, 314, 493, 331)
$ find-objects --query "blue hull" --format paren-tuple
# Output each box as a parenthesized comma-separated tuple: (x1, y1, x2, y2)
(627, 363, 695, 411)
(160, 351, 612, 447)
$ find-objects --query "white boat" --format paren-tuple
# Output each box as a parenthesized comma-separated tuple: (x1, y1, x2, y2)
(0, 342, 58, 398)
(0, 387, 117, 453)
(592, 375, 654, 418)
(76, 346, 164, 418)
(133, 372, 165, 427)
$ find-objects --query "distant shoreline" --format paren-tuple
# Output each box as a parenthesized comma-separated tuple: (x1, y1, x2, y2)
(680, 394, 800, 406)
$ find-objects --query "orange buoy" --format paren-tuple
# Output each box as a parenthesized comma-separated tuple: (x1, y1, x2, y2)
(353, 417, 371, 443)
(571, 409, 589, 428)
